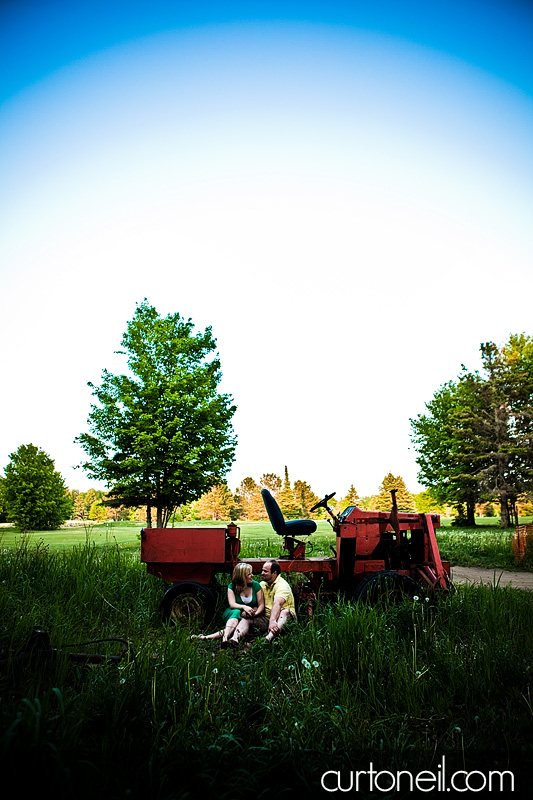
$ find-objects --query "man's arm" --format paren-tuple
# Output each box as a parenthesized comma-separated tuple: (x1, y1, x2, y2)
(268, 596, 286, 632)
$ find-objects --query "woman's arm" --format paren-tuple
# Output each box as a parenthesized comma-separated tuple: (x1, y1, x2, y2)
(227, 587, 240, 610)
(253, 588, 265, 616)
(227, 586, 252, 613)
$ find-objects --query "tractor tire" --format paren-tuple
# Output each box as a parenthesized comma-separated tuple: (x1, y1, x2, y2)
(161, 582, 216, 628)
(353, 570, 422, 605)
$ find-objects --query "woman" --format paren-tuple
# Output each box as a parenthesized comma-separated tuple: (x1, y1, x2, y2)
(192, 562, 264, 648)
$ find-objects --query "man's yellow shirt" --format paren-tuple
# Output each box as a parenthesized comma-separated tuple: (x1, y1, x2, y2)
(260, 574, 296, 618)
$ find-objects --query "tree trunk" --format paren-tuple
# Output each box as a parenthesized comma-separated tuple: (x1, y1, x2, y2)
(466, 501, 476, 526)
(499, 492, 510, 528)
(146, 503, 152, 529)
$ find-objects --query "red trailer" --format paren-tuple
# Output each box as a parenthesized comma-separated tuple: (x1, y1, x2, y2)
(141, 489, 452, 624)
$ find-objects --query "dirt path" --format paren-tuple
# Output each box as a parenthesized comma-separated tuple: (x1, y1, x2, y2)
(451, 565, 533, 591)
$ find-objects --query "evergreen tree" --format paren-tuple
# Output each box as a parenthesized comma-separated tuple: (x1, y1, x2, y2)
(293, 479, 320, 519)
(375, 472, 416, 512)
(76, 301, 236, 527)
(3, 444, 72, 531)
(340, 484, 360, 508)
(278, 466, 300, 519)
(411, 334, 533, 527)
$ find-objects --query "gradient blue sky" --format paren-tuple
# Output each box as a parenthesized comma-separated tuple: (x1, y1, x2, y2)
(1, 1, 532, 500)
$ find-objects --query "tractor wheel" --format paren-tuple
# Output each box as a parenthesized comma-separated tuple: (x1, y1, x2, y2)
(161, 582, 216, 628)
(353, 570, 422, 605)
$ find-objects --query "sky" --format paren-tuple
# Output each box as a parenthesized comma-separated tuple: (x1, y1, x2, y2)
(1, 0, 532, 501)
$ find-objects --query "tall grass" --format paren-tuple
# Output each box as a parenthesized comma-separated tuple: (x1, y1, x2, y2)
(0, 539, 532, 799)
(436, 528, 533, 570)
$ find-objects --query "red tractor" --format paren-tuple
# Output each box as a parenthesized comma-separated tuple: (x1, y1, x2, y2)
(140, 489, 452, 624)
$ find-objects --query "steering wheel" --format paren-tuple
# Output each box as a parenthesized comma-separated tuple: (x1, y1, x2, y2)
(309, 492, 336, 513)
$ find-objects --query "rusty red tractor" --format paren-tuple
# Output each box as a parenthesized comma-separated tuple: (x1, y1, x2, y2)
(141, 488, 453, 625)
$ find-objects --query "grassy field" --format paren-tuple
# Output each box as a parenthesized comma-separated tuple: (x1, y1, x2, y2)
(1, 516, 532, 570)
(0, 531, 532, 799)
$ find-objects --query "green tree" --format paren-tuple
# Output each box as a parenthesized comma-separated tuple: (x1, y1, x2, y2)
(411, 335, 533, 528)
(2, 444, 72, 531)
(340, 484, 360, 508)
(278, 466, 300, 519)
(0, 477, 8, 523)
(413, 490, 446, 514)
(374, 472, 416, 512)
(293, 479, 320, 519)
(76, 301, 237, 528)
(410, 379, 483, 525)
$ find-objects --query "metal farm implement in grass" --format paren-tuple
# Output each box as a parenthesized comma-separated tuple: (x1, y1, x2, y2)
(141, 489, 453, 624)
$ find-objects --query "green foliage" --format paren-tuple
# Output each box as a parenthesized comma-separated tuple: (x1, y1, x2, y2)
(411, 334, 533, 528)
(413, 489, 445, 514)
(340, 484, 360, 508)
(293, 479, 319, 519)
(76, 301, 237, 527)
(374, 472, 416, 512)
(0, 476, 7, 522)
(278, 465, 301, 519)
(2, 443, 71, 531)
(0, 540, 531, 798)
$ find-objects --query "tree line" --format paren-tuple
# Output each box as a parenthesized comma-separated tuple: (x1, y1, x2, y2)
(1, 301, 531, 530)
(5, 449, 529, 531)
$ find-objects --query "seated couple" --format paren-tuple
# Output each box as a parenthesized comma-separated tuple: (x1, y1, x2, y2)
(195, 560, 296, 648)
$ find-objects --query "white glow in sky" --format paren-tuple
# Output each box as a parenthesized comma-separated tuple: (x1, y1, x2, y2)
(1, 2, 532, 499)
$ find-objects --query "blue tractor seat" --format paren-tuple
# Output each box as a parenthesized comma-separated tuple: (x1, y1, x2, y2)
(261, 489, 317, 537)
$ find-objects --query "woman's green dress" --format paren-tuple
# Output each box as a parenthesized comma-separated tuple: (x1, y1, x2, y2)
(222, 580, 262, 622)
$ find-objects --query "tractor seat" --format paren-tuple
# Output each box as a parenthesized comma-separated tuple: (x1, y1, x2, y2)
(261, 489, 317, 537)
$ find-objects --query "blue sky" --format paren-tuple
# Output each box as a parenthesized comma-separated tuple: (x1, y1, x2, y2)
(1, 1, 532, 500)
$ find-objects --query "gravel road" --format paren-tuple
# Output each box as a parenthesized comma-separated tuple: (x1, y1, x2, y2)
(451, 565, 533, 591)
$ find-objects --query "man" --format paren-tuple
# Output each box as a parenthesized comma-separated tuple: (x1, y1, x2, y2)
(252, 559, 296, 642)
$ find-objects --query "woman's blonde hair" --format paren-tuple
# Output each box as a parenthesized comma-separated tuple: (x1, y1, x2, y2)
(232, 562, 253, 594)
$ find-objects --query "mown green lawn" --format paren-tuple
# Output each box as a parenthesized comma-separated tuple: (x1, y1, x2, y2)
(2, 516, 532, 571)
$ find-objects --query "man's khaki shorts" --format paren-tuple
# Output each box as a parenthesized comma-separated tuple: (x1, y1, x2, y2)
(249, 614, 269, 633)
(250, 611, 297, 634)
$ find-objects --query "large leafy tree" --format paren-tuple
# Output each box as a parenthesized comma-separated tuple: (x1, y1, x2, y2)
(411, 334, 533, 527)
(3, 444, 72, 531)
(76, 301, 237, 527)
(410, 379, 483, 525)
